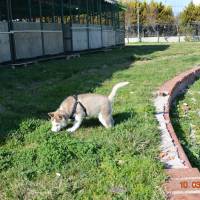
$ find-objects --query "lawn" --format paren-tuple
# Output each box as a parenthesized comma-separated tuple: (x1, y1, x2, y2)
(171, 78, 200, 169)
(1, 43, 200, 199)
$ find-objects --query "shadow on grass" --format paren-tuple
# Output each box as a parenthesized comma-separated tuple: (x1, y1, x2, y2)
(0, 44, 169, 143)
(80, 112, 134, 128)
(171, 94, 200, 169)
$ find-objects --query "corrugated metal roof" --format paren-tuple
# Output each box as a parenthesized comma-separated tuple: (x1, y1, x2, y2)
(104, 0, 117, 4)
(104, 0, 126, 11)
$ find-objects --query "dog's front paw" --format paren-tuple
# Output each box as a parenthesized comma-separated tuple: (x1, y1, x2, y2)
(67, 128, 76, 133)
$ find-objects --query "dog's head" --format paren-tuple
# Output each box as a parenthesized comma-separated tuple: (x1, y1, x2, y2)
(48, 110, 68, 132)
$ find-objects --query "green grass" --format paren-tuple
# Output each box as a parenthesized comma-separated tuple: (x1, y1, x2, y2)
(1, 43, 200, 199)
(171, 78, 200, 169)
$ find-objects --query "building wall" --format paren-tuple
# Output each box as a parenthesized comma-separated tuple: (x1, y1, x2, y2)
(43, 23, 64, 55)
(72, 24, 88, 51)
(89, 25, 102, 49)
(0, 0, 125, 64)
(13, 22, 43, 59)
(0, 23, 124, 63)
(0, 22, 11, 63)
(71, 24, 121, 51)
(102, 26, 116, 47)
(12, 22, 64, 59)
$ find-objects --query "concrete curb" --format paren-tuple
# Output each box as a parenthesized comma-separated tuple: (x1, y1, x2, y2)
(154, 66, 200, 199)
(157, 66, 200, 168)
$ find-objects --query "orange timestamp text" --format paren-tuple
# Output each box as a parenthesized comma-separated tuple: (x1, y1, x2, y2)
(180, 181, 200, 189)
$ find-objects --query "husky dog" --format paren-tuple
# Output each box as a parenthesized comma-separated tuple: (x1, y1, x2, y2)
(48, 82, 129, 133)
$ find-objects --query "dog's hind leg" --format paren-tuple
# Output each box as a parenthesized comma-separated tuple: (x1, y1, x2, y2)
(98, 113, 107, 127)
(98, 113, 114, 128)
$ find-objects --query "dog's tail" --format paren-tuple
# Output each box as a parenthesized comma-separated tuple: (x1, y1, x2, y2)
(108, 82, 129, 102)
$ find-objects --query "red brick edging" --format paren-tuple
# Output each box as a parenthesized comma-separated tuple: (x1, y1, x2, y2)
(156, 66, 200, 200)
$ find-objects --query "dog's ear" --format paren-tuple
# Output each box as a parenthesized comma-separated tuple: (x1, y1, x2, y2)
(48, 112, 54, 118)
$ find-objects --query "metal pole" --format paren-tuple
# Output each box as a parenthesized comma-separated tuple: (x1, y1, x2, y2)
(100, 0, 103, 47)
(122, 11, 126, 46)
(52, 0, 55, 23)
(28, 0, 32, 21)
(113, 3, 117, 46)
(92, 0, 94, 24)
(137, 1, 140, 42)
(177, 24, 180, 43)
(39, 0, 45, 55)
(6, 0, 16, 64)
(78, 0, 80, 24)
(69, 0, 72, 23)
(112, 3, 114, 27)
(157, 25, 159, 43)
(105, 2, 107, 25)
(117, 7, 119, 27)
(69, 0, 73, 52)
(86, 0, 90, 49)
(61, 0, 65, 52)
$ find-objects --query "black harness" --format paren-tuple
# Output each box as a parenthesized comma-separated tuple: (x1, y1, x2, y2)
(69, 95, 87, 120)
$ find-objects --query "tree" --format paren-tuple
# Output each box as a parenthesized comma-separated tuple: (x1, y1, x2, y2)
(179, 2, 199, 25)
(120, 0, 174, 27)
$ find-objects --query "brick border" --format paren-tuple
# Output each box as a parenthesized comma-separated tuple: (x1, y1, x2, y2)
(158, 66, 200, 168)
(155, 66, 200, 199)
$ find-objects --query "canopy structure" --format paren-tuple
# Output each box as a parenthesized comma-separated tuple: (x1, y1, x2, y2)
(0, 0, 125, 64)
(0, 0, 125, 26)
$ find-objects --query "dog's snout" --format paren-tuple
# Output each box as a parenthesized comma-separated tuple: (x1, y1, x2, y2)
(51, 127, 59, 132)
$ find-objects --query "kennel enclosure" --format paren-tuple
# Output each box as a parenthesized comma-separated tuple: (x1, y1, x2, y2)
(0, 0, 125, 63)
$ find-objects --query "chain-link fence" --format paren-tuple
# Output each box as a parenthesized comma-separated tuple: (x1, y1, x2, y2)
(126, 22, 200, 43)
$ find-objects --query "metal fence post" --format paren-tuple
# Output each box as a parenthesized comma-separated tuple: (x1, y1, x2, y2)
(6, 0, 16, 64)
(100, 0, 103, 48)
(136, 1, 141, 42)
(69, 0, 73, 52)
(61, 0, 65, 53)
(177, 24, 181, 43)
(28, 0, 32, 21)
(39, 0, 45, 56)
(157, 25, 159, 43)
(86, 0, 90, 49)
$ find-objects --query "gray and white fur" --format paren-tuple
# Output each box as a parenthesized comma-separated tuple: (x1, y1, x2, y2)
(48, 82, 129, 133)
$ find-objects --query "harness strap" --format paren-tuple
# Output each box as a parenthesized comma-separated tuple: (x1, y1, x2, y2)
(69, 95, 87, 119)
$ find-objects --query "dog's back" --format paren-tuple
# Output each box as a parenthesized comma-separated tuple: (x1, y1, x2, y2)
(77, 94, 111, 116)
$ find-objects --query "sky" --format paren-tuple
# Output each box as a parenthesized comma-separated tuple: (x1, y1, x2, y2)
(147, 0, 200, 15)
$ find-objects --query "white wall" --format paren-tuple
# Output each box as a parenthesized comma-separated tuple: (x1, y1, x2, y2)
(43, 23, 64, 55)
(102, 26, 115, 47)
(72, 24, 120, 51)
(72, 24, 88, 51)
(89, 25, 102, 49)
(125, 36, 186, 43)
(13, 22, 43, 59)
(0, 22, 11, 63)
